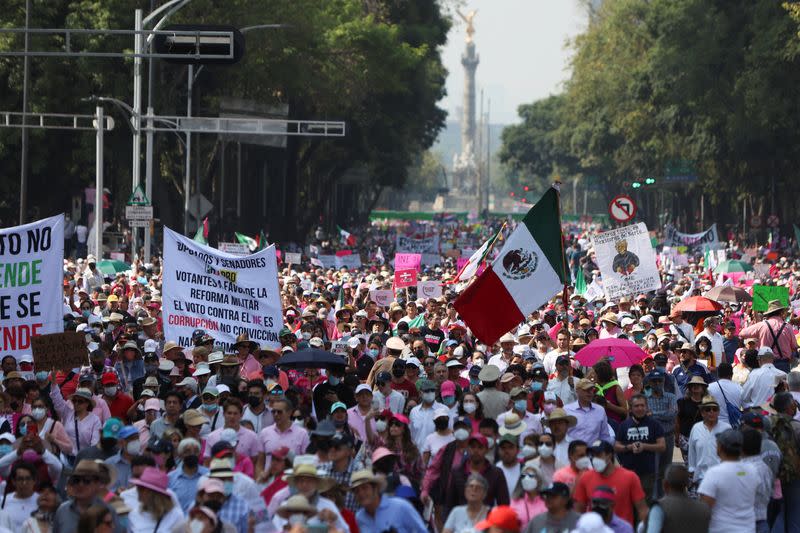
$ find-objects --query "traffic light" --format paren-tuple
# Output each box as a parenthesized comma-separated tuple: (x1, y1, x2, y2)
(631, 182, 641, 189)
(523, 186, 529, 192)
(645, 178, 655, 185)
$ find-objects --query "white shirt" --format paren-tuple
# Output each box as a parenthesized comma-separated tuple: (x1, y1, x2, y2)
(542, 350, 575, 376)
(496, 460, 521, 496)
(707, 379, 743, 424)
(271, 492, 349, 532)
(372, 388, 406, 414)
(742, 455, 774, 521)
(2, 493, 37, 531)
(546, 375, 577, 404)
(741, 363, 787, 408)
(670, 321, 695, 344)
(553, 436, 572, 466)
(422, 432, 455, 461)
(497, 409, 543, 441)
(487, 353, 513, 374)
(791, 391, 800, 422)
(687, 421, 731, 480)
(128, 504, 184, 533)
(697, 460, 758, 533)
(410, 401, 447, 450)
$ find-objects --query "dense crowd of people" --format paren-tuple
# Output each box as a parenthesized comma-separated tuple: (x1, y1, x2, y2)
(0, 218, 799, 533)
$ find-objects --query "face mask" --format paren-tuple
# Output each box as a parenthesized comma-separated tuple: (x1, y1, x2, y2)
(31, 408, 47, 421)
(543, 403, 556, 415)
(18, 425, 27, 436)
(463, 401, 477, 414)
(0, 445, 12, 456)
(328, 376, 340, 386)
(367, 348, 379, 358)
(592, 505, 611, 520)
(422, 392, 436, 404)
(644, 388, 653, 398)
(183, 454, 199, 469)
(538, 444, 553, 458)
(486, 437, 495, 449)
(204, 500, 223, 513)
(514, 400, 528, 413)
(293, 420, 306, 430)
(531, 381, 543, 391)
(82, 310, 91, 319)
(575, 456, 592, 470)
(470, 378, 480, 386)
(434, 418, 449, 431)
(247, 396, 262, 408)
(223, 481, 234, 496)
(288, 514, 307, 526)
(375, 420, 388, 433)
(521, 476, 539, 492)
(126, 440, 141, 456)
(333, 419, 346, 428)
(189, 520, 205, 533)
(91, 363, 104, 372)
(647, 339, 657, 348)
(454, 428, 470, 441)
(591, 457, 608, 473)
(301, 332, 312, 341)
(202, 403, 219, 413)
(104, 386, 117, 397)
(520, 445, 536, 458)
(443, 396, 456, 407)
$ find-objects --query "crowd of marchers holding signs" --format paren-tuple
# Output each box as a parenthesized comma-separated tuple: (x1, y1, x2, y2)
(0, 192, 799, 533)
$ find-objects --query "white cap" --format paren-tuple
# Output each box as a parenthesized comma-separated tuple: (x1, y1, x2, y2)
(18, 354, 33, 364)
(347, 337, 361, 349)
(192, 362, 211, 377)
(621, 317, 636, 328)
(208, 351, 224, 364)
(309, 337, 324, 348)
(758, 346, 775, 358)
(158, 359, 175, 372)
(446, 359, 463, 368)
(355, 384, 372, 395)
(216, 384, 231, 394)
(177, 377, 198, 391)
(76, 323, 88, 333)
(87, 314, 102, 326)
(144, 339, 159, 354)
(434, 407, 450, 419)
(453, 346, 465, 357)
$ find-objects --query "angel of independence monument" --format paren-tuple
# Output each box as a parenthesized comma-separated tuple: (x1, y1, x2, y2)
(446, 9, 485, 212)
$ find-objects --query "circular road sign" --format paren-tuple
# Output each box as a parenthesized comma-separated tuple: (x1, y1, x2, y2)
(750, 215, 763, 228)
(767, 214, 780, 227)
(609, 194, 637, 223)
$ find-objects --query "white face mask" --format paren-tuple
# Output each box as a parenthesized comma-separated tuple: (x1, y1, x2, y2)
(302, 332, 312, 341)
(647, 340, 657, 348)
(575, 456, 592, 470)
(31, 408, 47, 421)
(288, 514, 307, 525)
(520, 445, 536, 458)
(422, 392, 436, 404)
(486, 437, 495, 449)
(375, 420, 388, 433)
(104, 386, 118, 397)
(189, 519, 205, 533)
(521, 476, 539, 492)
(462, 402, 477, 414)
(538, 444, 554, 458)
(591, 457, 608, 473)
(126, 440, 141, 456)
(292, 420, 305, 430)
(454, 428, 470, 441)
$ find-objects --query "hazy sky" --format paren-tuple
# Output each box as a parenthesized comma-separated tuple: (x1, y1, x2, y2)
(440, 0, 588, 125)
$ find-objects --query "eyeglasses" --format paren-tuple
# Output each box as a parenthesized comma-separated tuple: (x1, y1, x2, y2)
(68, 476, 97, 485)
(702, 406, 720, 412)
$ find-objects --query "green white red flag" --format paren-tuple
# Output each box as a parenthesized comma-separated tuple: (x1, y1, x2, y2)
(451, 226, 503, 284)
(454, 187, 567, 344)
(338, 226, 356, 247)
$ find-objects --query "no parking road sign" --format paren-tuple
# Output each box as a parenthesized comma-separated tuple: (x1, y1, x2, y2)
(609, 194, 637, 223)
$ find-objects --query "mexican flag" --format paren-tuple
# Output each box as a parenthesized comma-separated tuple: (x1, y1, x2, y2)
(193, 217, 209, 245)
(451, 226, 503, 284)
(574, 267, 587, 295)
(454, 187, 567, 344)
(338, 226, 356, 247)
(235, 232, 258, 252)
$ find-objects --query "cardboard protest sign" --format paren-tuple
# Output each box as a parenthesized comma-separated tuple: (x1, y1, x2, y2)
(753, 264, 771, 278)
(752, 285, 789, 312)
(417, 281, 442, 299)
(0, 215, 64, 357)
(369, 290, 394, 308)
(394, 269, 417, 289)
(31, 332, 86, 371)
(163, 227, 283, 351)
(396, 234, 439, 254)
(330, 340, 348, 355)
(592, 222, 661, 300)
(218, 242, 250, 256)
(395, 253, 422, 271)
(664, 223, 721, 250)
(284, 252, 302, 264)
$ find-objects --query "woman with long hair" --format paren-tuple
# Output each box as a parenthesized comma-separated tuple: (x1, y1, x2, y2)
(458, 392, 484, 433)
(592, 360, 628, 432)
(695, 337, 714, 368)
(128, 467, 184, 532)
(28, 397, 72, 457)
(384, 414, 424, 487)
(20, 483, 59, 533)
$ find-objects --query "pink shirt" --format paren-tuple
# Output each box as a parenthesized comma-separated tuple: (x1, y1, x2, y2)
(346, 405, 375, 442)
(205, 426, 261, 459)
(133, 419, 151, 447)
(259, 424, 310, 456)
(49, 386, 102, 453)
(739, 317, 796, 360)
(239, 354, 262, 380)
(511, 494, 547, 527)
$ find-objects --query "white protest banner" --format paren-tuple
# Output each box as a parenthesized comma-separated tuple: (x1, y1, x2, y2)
(417, 281, 442, 299)
(163, 227, 282, 351)
(396, 234, 439, 254)
(664, 223, 721, 250)
(369, 290, 394, 308)
(592, 222, 661, 300)
(218, 242, 250, 256)
(316, 255, 337, 269)
(335, 253, 362, 269)
(0, 215, 64, 358)
(284, 252, 302, 264)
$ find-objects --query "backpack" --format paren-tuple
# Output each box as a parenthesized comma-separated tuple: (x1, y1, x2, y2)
(770, 415, 800, 484)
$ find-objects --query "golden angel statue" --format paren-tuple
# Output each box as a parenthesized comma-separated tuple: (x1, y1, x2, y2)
(457, 9, 477, 43)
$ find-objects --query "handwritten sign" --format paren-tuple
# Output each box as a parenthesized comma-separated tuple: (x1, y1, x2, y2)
(284, 252, 302, 264)
(394, 253, 422, 271)
(31, 332, 87, 372)
(330, 340, 348, 355)
(369, 290, 394, 308)
(752, 285, 789, 312)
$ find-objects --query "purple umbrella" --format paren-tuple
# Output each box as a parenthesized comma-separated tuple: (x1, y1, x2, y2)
(575, 338, 648, 369)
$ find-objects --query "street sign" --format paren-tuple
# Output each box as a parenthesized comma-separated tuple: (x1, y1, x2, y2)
(125, 205, 153, 220)
(218, 242, 250, 256)
(188, 193, 213, 221)
(128, 219, 150, 228)
(609, 195, 637, 223)
(750, 215, 763, 228)
(127, 184, 150, 206)
(767, 214, 780, 227)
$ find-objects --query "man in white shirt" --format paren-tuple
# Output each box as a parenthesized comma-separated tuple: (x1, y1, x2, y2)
(497, 387, 542, 441)
(487, 333, 516, 374)
(371, 371, 405, 414)
(698, 429, 758, 533)
(543, 330, 575, 375)
(695, 317, 725, 366)
(669, 310, 695, 344)
(531, 332, 551, 364)
(496, 433, 522, 496)
(409, 380, 446, 450)
(546, 356, 577, 405)
(741, 347, 787, 408)
(688, 395, 731, 484)
(706, 362, 742, 425)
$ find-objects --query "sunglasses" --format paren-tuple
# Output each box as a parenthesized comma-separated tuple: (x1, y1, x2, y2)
(702, 406, 719, 412)
(68, 476, 98, 485)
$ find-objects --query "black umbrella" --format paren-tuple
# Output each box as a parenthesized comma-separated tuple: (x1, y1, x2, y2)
(277, 348, 347, 370)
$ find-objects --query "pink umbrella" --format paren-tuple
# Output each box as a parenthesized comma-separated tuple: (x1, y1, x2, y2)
(575, 338, 648, 369)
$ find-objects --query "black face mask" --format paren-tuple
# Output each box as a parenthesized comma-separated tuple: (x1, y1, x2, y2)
(247, 396, 262, 408)
(414, 349, 426, 359)
(592, 505, 611, 520)
(183, 455, 199, 469)
(100, 437, 117, 453)
(204, 499, 223, 513)
(91, 363, 104, 372)
(434, 418, 449, 431)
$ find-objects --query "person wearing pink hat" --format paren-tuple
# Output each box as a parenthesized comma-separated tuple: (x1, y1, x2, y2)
(128, 467, 184, 531)
(384, 413, 424, 484)
(133, 398, 161, 448)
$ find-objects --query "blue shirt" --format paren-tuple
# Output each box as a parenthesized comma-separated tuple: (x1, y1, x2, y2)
(104, 453, 132, 492)
(356, 496, 428, 533)
(219, 493, 250, 533)
(609, 513, 634, 533)
(167, 465, 210, 512)
(672, 363, 712, 395)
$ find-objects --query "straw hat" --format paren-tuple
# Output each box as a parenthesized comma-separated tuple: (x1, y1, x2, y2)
(543, 408, 578, 428)
(686, 376, 709, 388)
(276, 495, 318, 519)
(286, 463, 336, 492)
(600, 313, 620, 326)
(498, 413, 528, 436)
(348, 469, 386, 491)
(220, 354, 241, 367)
(69, 388, 96, 410)
(764, 300, 788, 316)
(699, 394, 719, 408)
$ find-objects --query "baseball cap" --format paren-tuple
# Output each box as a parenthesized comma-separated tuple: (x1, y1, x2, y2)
(742, 411, 765, 430)
(118, 426, 139, 440)
(474, 506, 520, 532)
(589, 440, 614, 455)
(355, 384, 372, 395)
(101, 372, 119, 385)
(555, 355, 571, 367)
(540, 482, 571, 498)
(330, 401, 347, 413)
(653, 353, 668, 365)
(467, 433, 489, 447)
(101, 418, 123, 439)
(376, 371, 392, 383)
